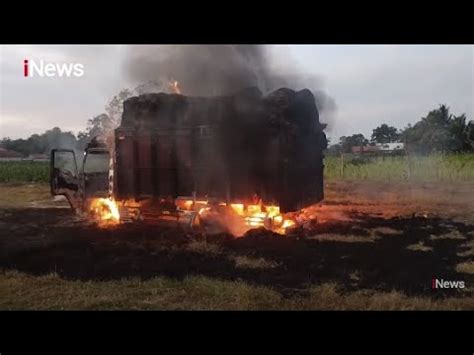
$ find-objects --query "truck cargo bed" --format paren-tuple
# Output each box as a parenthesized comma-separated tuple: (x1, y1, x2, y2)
(113, 88, 327, 212)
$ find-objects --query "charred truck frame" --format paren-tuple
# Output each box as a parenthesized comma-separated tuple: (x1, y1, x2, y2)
(50, 87, 327, 232)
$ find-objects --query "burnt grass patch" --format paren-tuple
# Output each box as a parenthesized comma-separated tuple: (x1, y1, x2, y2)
(1, 207, 473, 299)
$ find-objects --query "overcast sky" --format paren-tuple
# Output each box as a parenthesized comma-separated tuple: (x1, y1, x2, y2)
(1, 45, 473, 143)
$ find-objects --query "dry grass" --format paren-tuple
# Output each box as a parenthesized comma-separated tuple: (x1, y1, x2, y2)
(184, 241, 278, 269)
(456, 262, 474, 275)
(1, 181, 473, 310)
(185, 240, 223, 256)
(371, 227, 403, 236)
(1, 270, 472, 310)
(324, 181, 474, 221)
(185, 240, 279, 270)
(406, 241, 433, 252)
(230, 255, 278, 270)
(0, 183, 51, 208)
(285, 283, 473, 310)
(0, 270, 278, 310)
(430, 230, 467, 240)
(457, 240, 474, 257)
(307, 233, 377, 243)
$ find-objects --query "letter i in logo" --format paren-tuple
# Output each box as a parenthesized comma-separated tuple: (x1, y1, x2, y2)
(24, 59, 29, 77)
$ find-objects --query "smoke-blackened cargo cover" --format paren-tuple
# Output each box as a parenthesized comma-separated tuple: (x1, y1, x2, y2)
(115, 87, 327, 212)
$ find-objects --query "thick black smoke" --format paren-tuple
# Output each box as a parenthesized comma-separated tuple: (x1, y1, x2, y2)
(124, 45, 336, 124)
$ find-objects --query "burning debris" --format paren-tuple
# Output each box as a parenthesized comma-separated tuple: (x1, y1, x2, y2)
(89, 198, 120, 226)
(169, 79, 181, 94)
(185, 199, 296, 236)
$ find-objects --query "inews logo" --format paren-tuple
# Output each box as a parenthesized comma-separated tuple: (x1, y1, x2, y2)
(23, 59, 84, 77)
(432, 278, 465, 289)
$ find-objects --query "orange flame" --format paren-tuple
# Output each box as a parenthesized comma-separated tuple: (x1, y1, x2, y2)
(169, 79, 181, 94)
(281, 219, 295, 229)
(89, 198, 120, 226)
(205, 201, 296, 235)
(87, 195, 298, 234)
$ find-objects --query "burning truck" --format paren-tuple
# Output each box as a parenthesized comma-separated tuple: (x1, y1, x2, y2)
(50, 86, 327, 235)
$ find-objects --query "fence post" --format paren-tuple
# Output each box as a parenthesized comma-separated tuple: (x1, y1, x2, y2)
(405, 148, 411, 181)
(340, 153, 344, 179)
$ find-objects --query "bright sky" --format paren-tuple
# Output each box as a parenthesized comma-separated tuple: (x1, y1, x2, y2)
(1, 45, 473, 143)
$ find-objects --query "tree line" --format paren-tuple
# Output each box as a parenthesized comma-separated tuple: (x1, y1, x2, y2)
(0, 116, 116, 157)
(1, 92, 473, 158)
(327, 105, 474, 155)
(0, 83, 157, 157)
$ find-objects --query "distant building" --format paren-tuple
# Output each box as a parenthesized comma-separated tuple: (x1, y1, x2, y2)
(351, 145, 379, 154)
(0, 147, 23, 160)
(351, 143, 405, 154)
(376, 143, 405, 152)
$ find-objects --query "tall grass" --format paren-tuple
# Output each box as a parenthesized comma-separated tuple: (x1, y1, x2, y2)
(0, 161, 49, 183)
(324, 153, 474, 182)
(1, 154, 474, 184)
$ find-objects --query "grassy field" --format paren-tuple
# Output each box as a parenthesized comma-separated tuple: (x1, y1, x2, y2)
(0, 160, 49, 183)
(1, 154, 473, 310)
(1, 270, 473, 310)
(325, 153, 474, 181)
(0, 182, 473, 310)
(2, 153, 474, 184)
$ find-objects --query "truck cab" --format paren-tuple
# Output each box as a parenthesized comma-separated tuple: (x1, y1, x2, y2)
(50, 138, 110, 212)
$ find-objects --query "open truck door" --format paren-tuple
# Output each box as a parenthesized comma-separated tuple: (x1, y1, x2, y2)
(82, 147, 110, 199)
(50, 149, 81, 211)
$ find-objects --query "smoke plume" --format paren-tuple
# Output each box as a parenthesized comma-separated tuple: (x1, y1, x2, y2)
(124, 45, 336, 124)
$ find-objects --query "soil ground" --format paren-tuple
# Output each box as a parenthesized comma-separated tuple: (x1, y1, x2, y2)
(0, 181, 473, 309)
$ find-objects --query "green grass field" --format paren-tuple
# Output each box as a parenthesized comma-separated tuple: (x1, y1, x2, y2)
(325, 153, 474, 181)
(1, 270, 472, 310)
(0, 160, 49, 183)
(2, 153, 474, 183)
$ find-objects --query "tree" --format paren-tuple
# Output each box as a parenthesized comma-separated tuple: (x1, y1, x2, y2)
(326, 143, 342, 156)
(339, 134, 369, 153)
(0, 81, 167, 155)
(0, 128, 77, 156)
(467, 120, 474, 150)
(449, 113, 471, 152)
(400, 105, 473, 154)
(76, 82, 164, 149)
(371, 124, 400, 144)
(76, 114, 113, 150)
